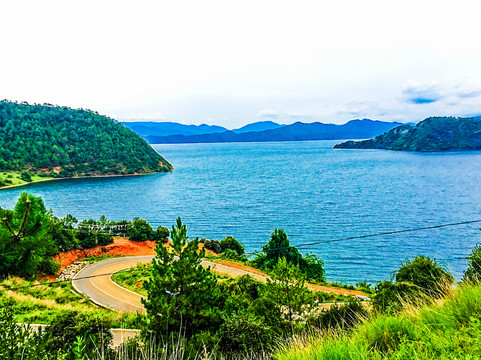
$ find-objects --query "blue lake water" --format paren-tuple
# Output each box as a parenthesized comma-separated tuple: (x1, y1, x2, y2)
(1, 140, 481, 284)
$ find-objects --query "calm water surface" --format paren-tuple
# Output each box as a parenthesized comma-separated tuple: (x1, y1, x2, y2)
(1, 140, 481, 283)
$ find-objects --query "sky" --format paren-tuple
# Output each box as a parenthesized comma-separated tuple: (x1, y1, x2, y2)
(2, 0, 481, 129)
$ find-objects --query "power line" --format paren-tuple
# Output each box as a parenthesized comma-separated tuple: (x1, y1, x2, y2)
(3, 219, 480, 290)
(243, 219, 481, 256)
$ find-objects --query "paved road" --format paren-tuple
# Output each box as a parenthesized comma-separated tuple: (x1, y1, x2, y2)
(25, 323, 140, 348)
(73, 256, 268, 313)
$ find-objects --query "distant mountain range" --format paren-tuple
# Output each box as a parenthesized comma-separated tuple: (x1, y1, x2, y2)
(334, 117, 481, 151)
(123, 119, 403, 144)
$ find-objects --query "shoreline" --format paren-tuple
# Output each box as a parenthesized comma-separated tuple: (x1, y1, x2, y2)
(0, 170, 173, 191)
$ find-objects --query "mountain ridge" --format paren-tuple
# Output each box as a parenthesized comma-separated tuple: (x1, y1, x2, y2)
(143, 119, 403, 144)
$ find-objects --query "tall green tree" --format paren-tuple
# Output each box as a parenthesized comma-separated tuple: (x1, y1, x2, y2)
(256, 229, 304, 269)
(142, 218, 220, 337)
(264, 257, 312, 333)
(0, 192, 58, 279)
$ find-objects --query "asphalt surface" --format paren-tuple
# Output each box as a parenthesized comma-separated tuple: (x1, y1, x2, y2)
(73, 255, 268, 313)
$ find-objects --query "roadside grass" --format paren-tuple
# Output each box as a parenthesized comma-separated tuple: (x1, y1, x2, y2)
(275, 282, 481, 359)
(113, 263, 354, 304)
(82, 254, 125, 263)
(111, 263, 151, 296)
(0, 276, 143, 328)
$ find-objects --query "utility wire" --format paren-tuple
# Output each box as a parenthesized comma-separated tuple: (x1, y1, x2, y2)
(242, 219, 481, 256)
(4, 218, 480, 290)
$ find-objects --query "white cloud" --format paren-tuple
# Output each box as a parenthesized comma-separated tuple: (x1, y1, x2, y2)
(118, 112, 167, 122)
(2, 1, 481, 127)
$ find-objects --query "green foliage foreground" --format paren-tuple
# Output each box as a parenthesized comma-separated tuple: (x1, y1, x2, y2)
(276, 283, 481, 360)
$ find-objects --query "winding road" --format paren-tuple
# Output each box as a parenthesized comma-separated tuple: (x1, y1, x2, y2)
(72, 256, 268, 312)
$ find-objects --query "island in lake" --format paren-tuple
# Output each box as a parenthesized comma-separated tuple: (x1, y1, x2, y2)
(334, 116, 481, 151)
(0, 101, 172, 189)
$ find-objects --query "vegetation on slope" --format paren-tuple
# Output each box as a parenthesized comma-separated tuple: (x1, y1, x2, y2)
(334, 116, 481, 151)
(0, 100, 172, 188)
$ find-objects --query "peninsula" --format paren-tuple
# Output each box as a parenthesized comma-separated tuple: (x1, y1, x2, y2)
(0, 101, 172, 188)
(334, 116, 481, 151)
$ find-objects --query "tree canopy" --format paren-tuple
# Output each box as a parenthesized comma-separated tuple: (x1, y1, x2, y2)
(0, 100, 172, 178)
(142, 218, 220, 337)
(0, 192, 58, 279)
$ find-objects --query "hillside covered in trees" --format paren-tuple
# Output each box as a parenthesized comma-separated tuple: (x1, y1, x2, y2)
(0, 101, 172, 187)
(334, 116, 481, 151)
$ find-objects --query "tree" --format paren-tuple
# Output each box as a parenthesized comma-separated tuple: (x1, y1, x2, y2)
(155, 226, 169, 243)
(127, 218, 153, 242)
(463, 243, 481, 283)
(256, 229, 304, 270)
(303, 253, 325, 283)
(142, 218, 220, 338)
(394, 255, 453, 297)
(0, 192, 58, 279)
(264, 257, 312, 332)
(220, 236, 244, 256)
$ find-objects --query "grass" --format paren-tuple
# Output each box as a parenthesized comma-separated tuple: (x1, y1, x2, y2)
(0, 276, 143, 328)
(82, 254, 125, 263)
(275, 282, 481, 359)
(112, 263, 151, 296)
(0, 171, 55, 188)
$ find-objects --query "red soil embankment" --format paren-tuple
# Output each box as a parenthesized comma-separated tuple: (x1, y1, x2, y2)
(54, 237, 157, 272)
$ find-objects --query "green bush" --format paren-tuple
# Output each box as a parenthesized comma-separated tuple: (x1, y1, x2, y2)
(303, 253, 325, 283)
(372, 280, 420, 314)
(220, 311, 274, 353)
(127, 218, 153, 241)
(204, 239, 222, 254)
(394, 255, 453, 297)
(221, 248, 240, 260)
(308, 300, 369, 331)
(220, 236, 245, 255)
(464, 243, 481, 283)
(155, 226, 170, 243)
(20, 171, 32, 182)
(357, 315, 417, 355)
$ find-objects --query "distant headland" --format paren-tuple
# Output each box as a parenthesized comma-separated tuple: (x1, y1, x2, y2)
(0, 101, 172, 189)
(334, 117, 481, 152)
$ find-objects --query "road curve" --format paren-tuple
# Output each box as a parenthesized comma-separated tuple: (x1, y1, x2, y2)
(73, 256, 268, 313)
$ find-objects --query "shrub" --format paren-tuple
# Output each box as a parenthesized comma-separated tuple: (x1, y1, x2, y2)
(220, 311, 274, 353)
(464, 243, 481, 283)
(20, 171, 32, 182)
(308, 300, 369, 331)
(221, 248, 239, 260)
(220, 236, 245, 255)
(155, 226, 170, 243)
(204, 239, 222, 254)
(302, 253, 325, 283)
(127, 218, 153, 242)
(357, 315, 417, 355)
(372, 280, 420, 314)
(46, 311, 114, 357)
(395, 255, 453, 297)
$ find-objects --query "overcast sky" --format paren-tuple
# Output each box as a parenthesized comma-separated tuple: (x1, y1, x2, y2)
(2, 0, 481, 128)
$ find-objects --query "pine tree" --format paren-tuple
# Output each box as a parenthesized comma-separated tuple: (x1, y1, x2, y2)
(0, 192, 58, 279)
(264, 257, 312, 333)
(142, 218, 220, 338)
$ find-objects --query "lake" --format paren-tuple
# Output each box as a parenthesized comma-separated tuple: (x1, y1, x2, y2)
(1, 140, 481, 284)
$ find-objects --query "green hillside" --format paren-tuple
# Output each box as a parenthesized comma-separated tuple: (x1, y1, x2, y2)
(0, 101, 172, 187)
(334, 116, 481, 151)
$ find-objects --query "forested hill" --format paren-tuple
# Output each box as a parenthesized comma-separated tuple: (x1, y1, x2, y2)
(0, 101, 172, 184)
(334, 117, 481, 151)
